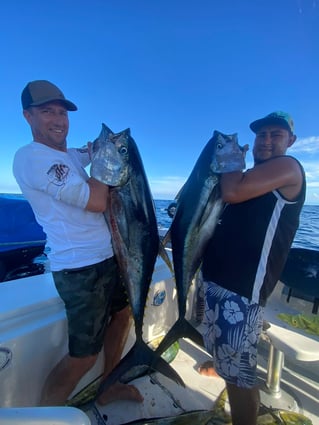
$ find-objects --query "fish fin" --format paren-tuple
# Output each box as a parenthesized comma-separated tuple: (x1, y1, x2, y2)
(158, 240, 174, 274)
(150, 354, 185, 387)
(155, 318, 204, 355)
(101, 123, 114, 134)
(97, 339, 185, 397)
(162, 229, 171, 247)
(97, 341, 153, 395)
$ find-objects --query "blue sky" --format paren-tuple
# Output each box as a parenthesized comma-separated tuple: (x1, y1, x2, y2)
(1, 0, 319, 204)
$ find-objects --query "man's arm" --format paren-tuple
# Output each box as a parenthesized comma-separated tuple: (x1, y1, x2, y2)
(86, 177, 109, 212)
(221, 156, 303, 204)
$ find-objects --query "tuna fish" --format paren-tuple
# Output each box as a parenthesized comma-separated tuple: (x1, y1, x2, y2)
(90, 124, 184, 396)
(90, 124, 129, 186)
(156, 131, 246, 355)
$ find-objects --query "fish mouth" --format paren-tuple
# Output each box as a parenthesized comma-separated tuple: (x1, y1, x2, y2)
(90, 139, 129, 186)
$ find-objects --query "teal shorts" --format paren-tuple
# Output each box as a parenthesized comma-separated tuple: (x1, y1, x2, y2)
(52, 257, 129, 357)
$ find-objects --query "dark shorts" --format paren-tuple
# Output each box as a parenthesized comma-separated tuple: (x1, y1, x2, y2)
(202, 280, 264, 388)
(52, 257, 129, 357)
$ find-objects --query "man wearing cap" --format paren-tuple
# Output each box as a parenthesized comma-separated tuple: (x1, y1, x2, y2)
(13, 80, 143, 406)
(199, 112, 306, 425)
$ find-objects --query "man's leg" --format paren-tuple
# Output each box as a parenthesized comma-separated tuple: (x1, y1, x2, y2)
(226, 382, 260, 425)
(202, 281, 263, 424)
(97, 306, 143, 405)
(45, 265, 104, 405)
(40, 353, 97, 405)
(102, 305, 132, 377)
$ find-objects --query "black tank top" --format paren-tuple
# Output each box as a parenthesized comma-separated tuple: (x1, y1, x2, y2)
(201, 158, 306, 306)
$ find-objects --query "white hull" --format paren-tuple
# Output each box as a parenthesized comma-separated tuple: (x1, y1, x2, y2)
(0, 254, 318, 424)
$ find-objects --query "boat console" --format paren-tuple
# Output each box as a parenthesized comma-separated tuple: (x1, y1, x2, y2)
(0, 195, 46, 282)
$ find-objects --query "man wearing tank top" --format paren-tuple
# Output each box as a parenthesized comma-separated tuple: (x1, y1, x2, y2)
(199, 111, 306, 425)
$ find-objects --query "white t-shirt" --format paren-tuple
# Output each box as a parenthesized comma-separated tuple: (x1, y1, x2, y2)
(13, 141, 113, 271)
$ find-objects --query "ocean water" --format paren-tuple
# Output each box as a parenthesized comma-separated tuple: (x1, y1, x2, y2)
(1, 194, 318, 251)
(154, 200, 319, 251)
(0, 195, 318, 281)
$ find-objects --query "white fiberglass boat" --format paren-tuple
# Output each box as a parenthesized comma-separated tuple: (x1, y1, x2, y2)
(0, 248, 318, 424)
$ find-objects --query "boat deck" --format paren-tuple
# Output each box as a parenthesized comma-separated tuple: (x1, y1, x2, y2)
(79, 334, 318, 425)
(78, 278, 319, 425)
(0, 266, 318, 424)
(82, 339, 229, 425)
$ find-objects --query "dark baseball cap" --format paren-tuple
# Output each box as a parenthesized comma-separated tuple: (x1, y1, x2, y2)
(250, 111, 294, 134)
(21, 80, 77, 111)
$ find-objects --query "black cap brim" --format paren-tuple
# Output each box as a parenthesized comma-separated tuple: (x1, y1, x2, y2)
(29, 98, 77, 111)
(250, 117, 292, 133)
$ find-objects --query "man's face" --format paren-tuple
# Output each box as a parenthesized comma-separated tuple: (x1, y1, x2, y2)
(253, 125, 296, 164)
(23, 101, 69, 152)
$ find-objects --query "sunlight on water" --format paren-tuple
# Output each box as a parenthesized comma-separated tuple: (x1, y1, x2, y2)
(155, 200, 319, 251)
(293, 205, 319, 250)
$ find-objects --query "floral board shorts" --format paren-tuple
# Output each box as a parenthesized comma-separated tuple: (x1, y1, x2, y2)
(52, 256, 129, 357)
(202, 280, 264, 388)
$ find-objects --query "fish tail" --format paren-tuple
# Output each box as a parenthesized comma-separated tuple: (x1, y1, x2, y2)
(155, 318, 204, 356)
(97, 338, 185, 397)
(97, 340, 152, 396)
(158, 240, 174, 274)
(150, 354, 185, 387)
(162, 229, 171, 247)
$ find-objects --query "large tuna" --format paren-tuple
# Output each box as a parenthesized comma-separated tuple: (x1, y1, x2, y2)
(90, 124, 184, 395)
(156, 131, 246, 355)
(90, 124, 129, 186)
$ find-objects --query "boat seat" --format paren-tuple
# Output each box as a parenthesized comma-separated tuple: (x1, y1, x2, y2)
(262, 279, 319, 411)
(280, 247, 319, 314)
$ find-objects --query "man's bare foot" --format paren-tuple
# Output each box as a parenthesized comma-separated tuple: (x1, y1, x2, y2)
(197, 360, 219, 377)
(97, 382, 144, 405)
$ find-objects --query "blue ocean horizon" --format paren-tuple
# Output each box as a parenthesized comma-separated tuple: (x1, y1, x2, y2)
(155, 199, 319, 251)
(1, 194, 318, 252)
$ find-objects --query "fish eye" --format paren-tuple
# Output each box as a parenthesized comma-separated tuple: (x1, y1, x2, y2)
(119, 146, 128, 155)
(216, 143, 223, 149)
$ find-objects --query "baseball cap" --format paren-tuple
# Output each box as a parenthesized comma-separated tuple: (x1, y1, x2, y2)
(21, 80, 77, 111)
(250, 111, 294, 134)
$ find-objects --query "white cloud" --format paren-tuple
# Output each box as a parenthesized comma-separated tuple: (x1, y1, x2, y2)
(287, 136, 319, 204)
(150, 136, 319, 204)
(289, 136, 319, 154)
(150, 176, 186, 200)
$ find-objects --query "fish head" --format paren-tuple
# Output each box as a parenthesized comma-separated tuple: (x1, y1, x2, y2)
(90, 124, 129, 186)
(91, 123, 113, 154)
(211, 130, 246, 173)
